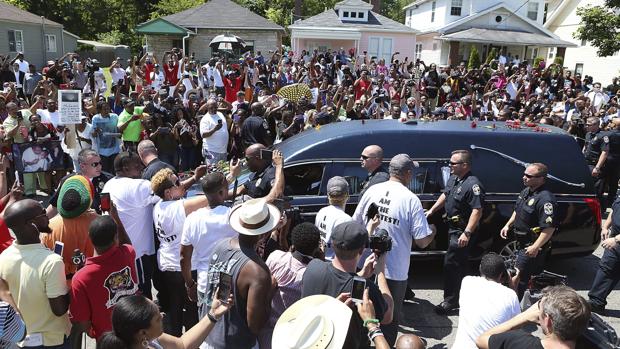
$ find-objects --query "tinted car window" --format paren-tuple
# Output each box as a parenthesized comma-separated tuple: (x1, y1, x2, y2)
(284, 163, 325, 196)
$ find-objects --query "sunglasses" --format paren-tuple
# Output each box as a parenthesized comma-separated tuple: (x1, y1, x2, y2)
(87, 162, 101, 168)
(28, 209, 47, 222)
(523, 173, 543, 179)
(449, 161, 465, 166)
(360, 155, 375, 160)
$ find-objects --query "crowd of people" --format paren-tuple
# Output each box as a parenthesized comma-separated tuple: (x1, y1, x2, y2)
(0, 44, 617, 349)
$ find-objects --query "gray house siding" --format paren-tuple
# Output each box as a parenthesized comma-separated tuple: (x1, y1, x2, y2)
(0, 20, 75, 69)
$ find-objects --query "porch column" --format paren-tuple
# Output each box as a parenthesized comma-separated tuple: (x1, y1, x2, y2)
(448, 41, 460, 66)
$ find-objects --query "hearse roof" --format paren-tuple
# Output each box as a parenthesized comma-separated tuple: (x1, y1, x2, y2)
(276, 120, 594, 195)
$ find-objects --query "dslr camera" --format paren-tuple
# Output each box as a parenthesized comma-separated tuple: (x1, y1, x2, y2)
(369, 228, 392, 254)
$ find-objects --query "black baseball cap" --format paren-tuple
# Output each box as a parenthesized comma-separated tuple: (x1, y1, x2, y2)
(331, 221, 367, 250)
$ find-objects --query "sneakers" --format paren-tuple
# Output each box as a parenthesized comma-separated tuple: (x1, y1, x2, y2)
(434, 301, 458, 315)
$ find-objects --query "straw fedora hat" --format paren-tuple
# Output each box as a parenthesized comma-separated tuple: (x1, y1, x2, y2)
(229, 198, 281, 236)
(272, 295, 352, 349)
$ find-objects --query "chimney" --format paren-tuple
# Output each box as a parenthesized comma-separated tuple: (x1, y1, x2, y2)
(369, 0, 381, 13)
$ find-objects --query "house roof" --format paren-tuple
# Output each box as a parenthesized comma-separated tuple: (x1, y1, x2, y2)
(335, 0, 373, 10)
(162, 0, 284, 31)
(63, 30, 80, 39)
(289, 9, 416, 33)
(135, 18, 193, 35)
(0, 1, 62, 27)
(403, 0, 432, 10)
(439, 28, 578, 47)
(77, 40, 129, 49)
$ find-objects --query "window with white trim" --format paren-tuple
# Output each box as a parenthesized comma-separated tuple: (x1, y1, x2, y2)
(8, 30, 23, 52)
(368, 37, 393, 63)
(450, 0, 462, 16)
(45, 34, 57, 53)
(431, 1, 436, 22)
(415, 43, 423, 60)
(548, 47, 556, 60)
(527, 2, 538, 21)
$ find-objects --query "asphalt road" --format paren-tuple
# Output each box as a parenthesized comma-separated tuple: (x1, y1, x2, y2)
(78, 243, 619, 349)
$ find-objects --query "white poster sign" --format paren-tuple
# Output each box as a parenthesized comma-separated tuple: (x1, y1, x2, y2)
(58, 90, 82, 124)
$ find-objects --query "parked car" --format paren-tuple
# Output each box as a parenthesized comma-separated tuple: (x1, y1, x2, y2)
(273, 119, 601, 260)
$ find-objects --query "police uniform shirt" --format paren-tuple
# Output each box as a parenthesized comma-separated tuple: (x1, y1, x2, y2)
(353, 180, 433, 281)
(359, 165, 389, 197)
(245, 164, 276, 198)
(610, 195, 620, 237)
(443, 172, 484, 225)
(513, 185, 558, 234)
(240, 115, 271, 148)
(606, 129, 620, 163)
(584, 130, 610, 165)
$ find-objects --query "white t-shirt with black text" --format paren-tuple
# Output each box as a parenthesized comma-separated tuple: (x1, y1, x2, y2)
(314, 205, 352, 260)
(153, 199, 189, 272)
(180, 206, 237, 293)
(353, 180, 432, 281)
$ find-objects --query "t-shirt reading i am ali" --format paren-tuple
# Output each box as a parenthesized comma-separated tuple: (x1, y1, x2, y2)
(353, 180, 433, 281)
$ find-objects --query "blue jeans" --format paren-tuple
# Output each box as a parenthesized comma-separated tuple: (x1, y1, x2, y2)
(588, 243, 620, 308)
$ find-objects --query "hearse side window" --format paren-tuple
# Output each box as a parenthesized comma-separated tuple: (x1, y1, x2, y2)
(340, 160, 445, 195)
(284, 164, 325, 196)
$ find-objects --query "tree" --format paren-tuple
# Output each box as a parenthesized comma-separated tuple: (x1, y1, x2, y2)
(151, 0, 204, 18)
(574, 0, 620, 57)
(467, 46, 480, 70)
(485, 47, 498, 64)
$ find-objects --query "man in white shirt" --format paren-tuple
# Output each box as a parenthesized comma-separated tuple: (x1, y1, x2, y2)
(150, 64, 164, 90)
(108, 59, 126, 92)
(353, 153, 436, 346)
(199, 99, 228, 166)
(102, 152, 160, 299)
(180, 172, 238, 306)
(585, 82, 610, 113)
(453, 253, 520, 349)
(12, 52, 29, 73)
(315, 176, 353, 260)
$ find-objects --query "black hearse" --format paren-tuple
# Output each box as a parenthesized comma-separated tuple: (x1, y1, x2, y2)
(274, 120, 601, 259)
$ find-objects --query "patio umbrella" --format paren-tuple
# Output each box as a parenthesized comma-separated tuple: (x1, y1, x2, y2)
(209, 34, 246, 51)
(276, 83, 313, 102)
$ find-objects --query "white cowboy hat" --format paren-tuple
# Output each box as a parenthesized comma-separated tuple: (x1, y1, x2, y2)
(272, 295, 352, 349)
(229, 198, 281, 236)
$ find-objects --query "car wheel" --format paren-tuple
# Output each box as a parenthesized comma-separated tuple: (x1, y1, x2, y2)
(499, 240, 519, 260)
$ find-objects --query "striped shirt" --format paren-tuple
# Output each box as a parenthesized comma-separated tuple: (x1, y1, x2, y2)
(0, 301, 26, 345)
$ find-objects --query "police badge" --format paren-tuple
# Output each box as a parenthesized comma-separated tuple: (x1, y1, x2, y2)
(544, 202, 553, 215)
(528, 198, 535, 206)
(472, 184, 480, 195)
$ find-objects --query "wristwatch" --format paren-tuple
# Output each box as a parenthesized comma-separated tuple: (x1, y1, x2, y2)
(464, 230, 472, 238)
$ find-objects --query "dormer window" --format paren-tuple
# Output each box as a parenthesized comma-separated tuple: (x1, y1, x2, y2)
(339, 7, 368, 22)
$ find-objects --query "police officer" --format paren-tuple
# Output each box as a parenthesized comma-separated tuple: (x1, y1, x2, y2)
(359, 145, 389, 197)
(605, 119, 620, 208)
(235, 144, 282, 199)
(583, 117, 609, 211)
(588, 192, 620, 314)
(426, 150, 484, 314)
(500, 163, 557, 299)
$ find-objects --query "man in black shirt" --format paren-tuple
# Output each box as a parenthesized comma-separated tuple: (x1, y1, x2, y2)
(302, 221, 392, 349)
(241, 102, 273, 150)
(235, 144, 283, 200)
(138, 139, 206, 191)
(500, 163, 557, 298)
(359, 145, 389, 197)
(476, 285, 590, 349)
(583, 117, 609, 211)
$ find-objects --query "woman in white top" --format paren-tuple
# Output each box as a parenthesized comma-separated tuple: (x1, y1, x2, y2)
(151, 168, 209, 337)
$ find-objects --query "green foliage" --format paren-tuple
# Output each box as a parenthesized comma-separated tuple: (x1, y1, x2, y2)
(553, 56, 563, 66)
(151, 0, 204, 18)
(380, 0, 410, 23)
(467, 46, 480, 70)
(574, 1, 620, 57)
(96, 30, 124, 46)
(533, 56, 545, 68)
(486, 47, 498, 64)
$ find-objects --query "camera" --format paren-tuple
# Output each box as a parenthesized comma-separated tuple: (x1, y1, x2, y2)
(72, 249, 86, 269)
(369, 228, 392, 253)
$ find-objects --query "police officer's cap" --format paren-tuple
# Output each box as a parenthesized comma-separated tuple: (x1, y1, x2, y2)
(331, 221, 367, 251)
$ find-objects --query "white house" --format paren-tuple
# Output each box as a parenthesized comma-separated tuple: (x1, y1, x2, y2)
(544, 0, 620, 85)
(404, 0, 575, 66)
